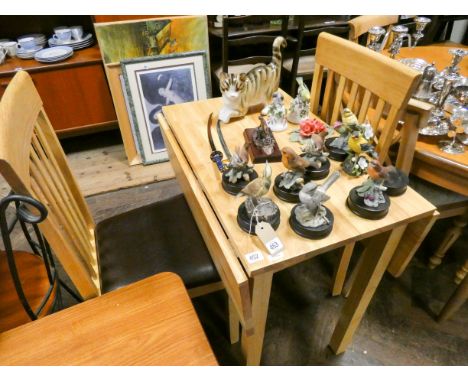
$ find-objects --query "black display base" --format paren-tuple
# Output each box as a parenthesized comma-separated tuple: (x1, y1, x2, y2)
(289, 205, 334, 239)
(273, 173, 301, 203)
(383, 169, 409, 196)
(347, 187, 390, 220)
(301, 155, 331, 181)
(325, 137, 348, 162)
(237, 201, 281, 235)
(221, 170, 258, 196)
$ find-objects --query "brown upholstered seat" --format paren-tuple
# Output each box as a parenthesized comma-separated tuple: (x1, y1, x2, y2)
(96, 194, 220, 293)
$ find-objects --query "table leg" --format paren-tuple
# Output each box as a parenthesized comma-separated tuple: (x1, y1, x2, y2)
(387, 212, 438, 277)
(228, 296, 240, 344)
(241, 272, 273, 366)
(438, 272, 468, 322)
(429, 213, 467, 270)
(329, 225, 407, 354)
(331, 242, 355, 296)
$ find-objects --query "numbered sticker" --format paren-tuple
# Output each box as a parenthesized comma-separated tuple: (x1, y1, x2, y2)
(265, 237, 284, 255)
(255, 222, 284, 256)
(245, 251, 264, 264)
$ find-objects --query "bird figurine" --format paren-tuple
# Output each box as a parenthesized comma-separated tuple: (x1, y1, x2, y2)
(294, 171, 340, 228)
(347, 131, 375, 155)
(297, 77, 311, 103)
(281, 147, 310, 173)
(237, 161, 272, 201)
(342, 108, 358, 126)
(368, 159, 403, 184)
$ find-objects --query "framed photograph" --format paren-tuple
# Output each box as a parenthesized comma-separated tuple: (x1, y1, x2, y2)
(121, 51, 211, 164)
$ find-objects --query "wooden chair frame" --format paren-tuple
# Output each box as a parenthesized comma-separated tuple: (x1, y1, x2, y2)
(309, 33, 421, 295)
(221, 15, 289, 73)
(310, 32, 421, 163)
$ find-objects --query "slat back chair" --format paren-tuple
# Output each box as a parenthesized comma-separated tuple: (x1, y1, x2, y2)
(284, 15, 350, 95)
(348, 15, 399, 46)
(221, 15, 289, 73)
(0, 71, 99, 299)
(310, 32, 421, 164)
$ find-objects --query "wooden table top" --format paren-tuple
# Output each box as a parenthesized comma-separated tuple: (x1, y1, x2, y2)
(394, 44, 468, 195)
(0, 272, 218, 366)
(162, 92, 435, 278)
(397, 44, 468, 75)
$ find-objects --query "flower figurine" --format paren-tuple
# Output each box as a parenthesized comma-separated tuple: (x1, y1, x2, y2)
(289, 118, 332, 144)
(287, 77, 310, 124)
(261, 91, 288, 132)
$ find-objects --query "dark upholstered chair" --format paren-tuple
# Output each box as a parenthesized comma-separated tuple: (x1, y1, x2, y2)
(0, 70, 220, 300)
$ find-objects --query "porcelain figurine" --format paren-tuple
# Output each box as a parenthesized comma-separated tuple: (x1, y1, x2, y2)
(218, 36, 287, 123)
(289, 117, 330, 144)
(222, 144, 258, 195)
(237, 162, 280, 234)
(300, 133, 331, 181)
(261, 91, 288, 132)
(347, 159, 391, 219)
(341, 127, 377, 177)
(289, 171, 341, 239)
(273, 147, 310, 203)
(287, 77, 310, 124)
(325, 108, 375, 162)
(372, 160, 409, 196)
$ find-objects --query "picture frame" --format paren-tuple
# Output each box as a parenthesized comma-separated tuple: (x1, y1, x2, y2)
(121, 50, 211, 164)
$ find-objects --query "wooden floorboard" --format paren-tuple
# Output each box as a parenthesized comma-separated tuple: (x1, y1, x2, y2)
(0, 143, 175, 199)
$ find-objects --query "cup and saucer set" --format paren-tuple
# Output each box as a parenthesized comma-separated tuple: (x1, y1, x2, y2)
(48, 25, 94, 50)
(0, 34, 47, 60)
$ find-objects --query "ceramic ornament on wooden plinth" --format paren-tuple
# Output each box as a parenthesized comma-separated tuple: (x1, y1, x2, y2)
(289, 171, 341, 239)
(261, 91, 288, 132)
(218, 36, 287, 123)
(244, 116, 282, 163)
(222, 144, 258, 195)
(347, 160, 391, 219)
(237, 162, 280, 234)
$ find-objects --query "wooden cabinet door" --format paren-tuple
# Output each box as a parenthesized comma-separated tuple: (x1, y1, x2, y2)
(30, 64, 117, 134)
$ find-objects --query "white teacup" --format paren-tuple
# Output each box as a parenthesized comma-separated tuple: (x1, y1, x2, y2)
(53, 28, 72, 42)
(2, 41, 18, 57)
(17, 37, 36, 51)
(70, 25, 83, 40)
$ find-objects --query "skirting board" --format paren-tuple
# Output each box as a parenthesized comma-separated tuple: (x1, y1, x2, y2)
(0, 144, 175, 199)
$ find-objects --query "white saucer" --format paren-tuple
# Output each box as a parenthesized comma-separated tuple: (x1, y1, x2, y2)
(35, 46, 73, 60)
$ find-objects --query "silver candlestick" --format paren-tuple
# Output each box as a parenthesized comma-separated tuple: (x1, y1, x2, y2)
(389, 25, 411, 59)
(412, 17, 431, 47)
(420, 78, 454, 136)
(434, 49, 468, 90)
(366, 26, 386, 51)
(438, 106, 466, 154)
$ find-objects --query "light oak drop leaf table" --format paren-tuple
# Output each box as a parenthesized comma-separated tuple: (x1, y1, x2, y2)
(158, 94, 436, 365)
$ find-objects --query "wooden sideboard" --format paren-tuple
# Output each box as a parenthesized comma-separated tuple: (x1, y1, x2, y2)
(0, 16, 117, 137)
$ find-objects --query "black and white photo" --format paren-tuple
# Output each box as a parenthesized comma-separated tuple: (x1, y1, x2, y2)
(121, 51, 211, 164)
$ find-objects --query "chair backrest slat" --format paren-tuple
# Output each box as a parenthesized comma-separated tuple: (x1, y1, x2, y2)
(358, 89, 373, 123)
(348, 15, 399, 43)
(0, 71, 100, 299)
(310, 33, 420, 163)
